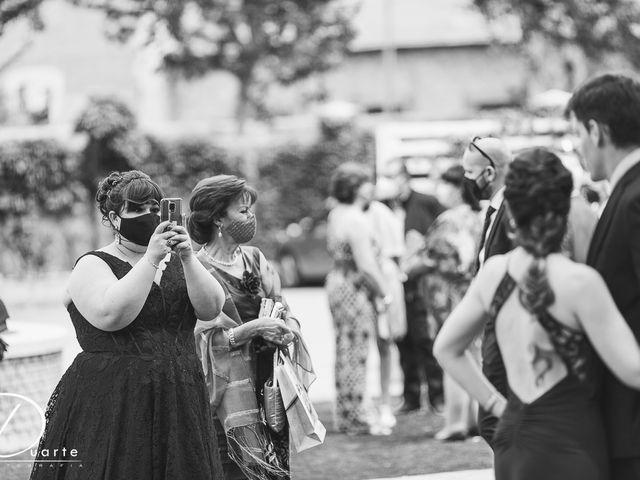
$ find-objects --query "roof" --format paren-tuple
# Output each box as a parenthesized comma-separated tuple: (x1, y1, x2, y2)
(348, 0, 521, 52)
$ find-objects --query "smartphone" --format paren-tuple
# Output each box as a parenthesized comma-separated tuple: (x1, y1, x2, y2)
(160, 198, 183, 226)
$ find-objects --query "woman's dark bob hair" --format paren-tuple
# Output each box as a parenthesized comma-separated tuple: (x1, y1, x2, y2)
(330, 162, 372, 204)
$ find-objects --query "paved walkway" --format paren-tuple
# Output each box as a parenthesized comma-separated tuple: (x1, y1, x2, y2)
(375, 470, 493, 480)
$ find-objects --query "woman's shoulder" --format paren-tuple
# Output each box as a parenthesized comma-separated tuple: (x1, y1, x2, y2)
(548, 256, 603, 294)
(73, 250, 116, 271)
(474, 254, 511, 307)
(68, 250, 120, 289)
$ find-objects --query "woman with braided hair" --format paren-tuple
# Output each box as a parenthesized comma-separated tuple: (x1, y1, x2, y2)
(30, 170, 226, 480)
(435, 148, 640, 480)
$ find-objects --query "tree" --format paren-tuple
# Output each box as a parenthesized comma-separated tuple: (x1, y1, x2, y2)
(474, 0, 640, 70)
(0, 0, 43, 34)
(0, 139, 84, 273)
(69, 0, 356, 132)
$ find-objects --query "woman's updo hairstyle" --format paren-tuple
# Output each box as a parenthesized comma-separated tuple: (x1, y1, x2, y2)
(504, 148, 573, 317)
(187, 174, 257, 244)
(96, 170, 163, 224)
(330, 162, 371, 204)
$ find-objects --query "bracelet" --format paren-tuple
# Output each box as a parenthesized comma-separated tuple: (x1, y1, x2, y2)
(228, 328, 237, 348)
(146, 256, 160, 269)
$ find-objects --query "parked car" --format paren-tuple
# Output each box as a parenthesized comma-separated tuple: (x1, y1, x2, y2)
(275, 218, 331, 287)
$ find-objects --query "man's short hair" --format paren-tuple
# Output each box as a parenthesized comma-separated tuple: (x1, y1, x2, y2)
(566, 73, 640, 149)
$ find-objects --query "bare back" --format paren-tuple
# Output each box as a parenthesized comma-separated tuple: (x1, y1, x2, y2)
(481, 249, 593, 403)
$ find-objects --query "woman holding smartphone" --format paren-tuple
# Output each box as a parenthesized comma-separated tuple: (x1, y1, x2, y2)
(31, 170, 226, 480)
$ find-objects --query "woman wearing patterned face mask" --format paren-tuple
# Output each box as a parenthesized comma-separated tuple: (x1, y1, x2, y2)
(30, 170, 226, 480)
(188, 174, 315, 480)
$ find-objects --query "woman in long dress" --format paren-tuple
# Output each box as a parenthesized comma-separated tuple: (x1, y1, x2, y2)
(325, 163, 391, 435)
(414, 165, 483, 440)
(188, 174, 314, 480)
(30, 170, 225, 479)
(434, 149, 640, 480)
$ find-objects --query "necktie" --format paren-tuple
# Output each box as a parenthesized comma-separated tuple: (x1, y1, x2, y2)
(475, 205, 496, 271)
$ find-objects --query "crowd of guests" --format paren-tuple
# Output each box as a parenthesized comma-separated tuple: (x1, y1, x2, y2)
(327, 72, 640, 480)
(24, 71, 640, 480)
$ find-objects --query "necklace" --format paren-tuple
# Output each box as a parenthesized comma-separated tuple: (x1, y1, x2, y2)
(203, 245, 240, 267)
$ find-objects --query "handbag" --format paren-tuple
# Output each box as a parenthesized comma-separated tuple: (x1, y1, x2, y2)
(275, 350, 326, 453)
(263, 348, 286, 433)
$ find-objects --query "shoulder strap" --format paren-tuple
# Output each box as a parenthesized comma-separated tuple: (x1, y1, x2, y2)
(74, 251, 128, 278)
(240, 246, 261, 275)
(488, 272, 517, 320)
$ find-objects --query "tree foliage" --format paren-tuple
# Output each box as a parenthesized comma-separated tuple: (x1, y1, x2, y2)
(0, 0, 44, 34)
(0, 139, 84, 274)
(139, 136, 244, 198)
(0, 139, 81, 219)
(74, 95, 149, 197)
(474, 0, 640, 68)
(70, 0, 356, 128)
(257, 126, 374, 230)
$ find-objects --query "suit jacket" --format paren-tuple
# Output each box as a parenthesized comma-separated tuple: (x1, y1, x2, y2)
(402, 190, 444, 236)
(587, 161, 640, 459)
(477, 201, 515, 447)
(402, 190, 444, 307)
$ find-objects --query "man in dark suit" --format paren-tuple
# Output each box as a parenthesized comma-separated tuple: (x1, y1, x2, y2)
(567, 73, 640, 480)
(461, 136, 514, 445)
(389, 159, 445, 414)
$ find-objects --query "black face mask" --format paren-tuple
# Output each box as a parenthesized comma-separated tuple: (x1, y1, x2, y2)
(117, 213, 160, 246)
(462, 171, 491, 203)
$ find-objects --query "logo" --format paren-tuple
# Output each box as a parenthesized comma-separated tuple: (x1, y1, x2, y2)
(0, 393, 46, 458)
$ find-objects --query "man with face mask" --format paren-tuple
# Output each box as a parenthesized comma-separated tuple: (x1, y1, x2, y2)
(461, 136, 515, 447)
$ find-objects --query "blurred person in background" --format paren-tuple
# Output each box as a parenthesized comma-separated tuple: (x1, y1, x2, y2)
(0, 298, 8, 360)
(188, 175, 314, 480)
(325, 163, 392, 435)
(387, 158, 446, 415)
(462, 136, 515, 446)
(405, 164, 483, 441)
(365, 177, 407, 431)
(435, 149, 640, 480)
(31, 170, 226, 480)
(558, 152, 599, 264)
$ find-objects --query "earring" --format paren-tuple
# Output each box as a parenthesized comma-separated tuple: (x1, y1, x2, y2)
(115, 232, 122, 244)
(217, 224, 222, 238)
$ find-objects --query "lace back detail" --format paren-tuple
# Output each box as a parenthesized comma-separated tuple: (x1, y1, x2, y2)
(489, 271, 590, 383)
(536, 312, 589, 383)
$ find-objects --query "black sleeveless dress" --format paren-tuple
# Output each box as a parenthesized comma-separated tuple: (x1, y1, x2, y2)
(30, 251, 222, 480)
(490, 272, 608, 480)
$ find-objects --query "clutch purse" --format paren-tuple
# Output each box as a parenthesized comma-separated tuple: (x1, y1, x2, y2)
(263, 348, 286, 432)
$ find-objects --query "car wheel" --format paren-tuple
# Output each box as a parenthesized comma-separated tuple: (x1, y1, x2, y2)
(279, 253, 301, 287)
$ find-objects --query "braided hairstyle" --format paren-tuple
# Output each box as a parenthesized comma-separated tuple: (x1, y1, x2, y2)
(504, 149, 573, 316)
(96, 170, 163, 225)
